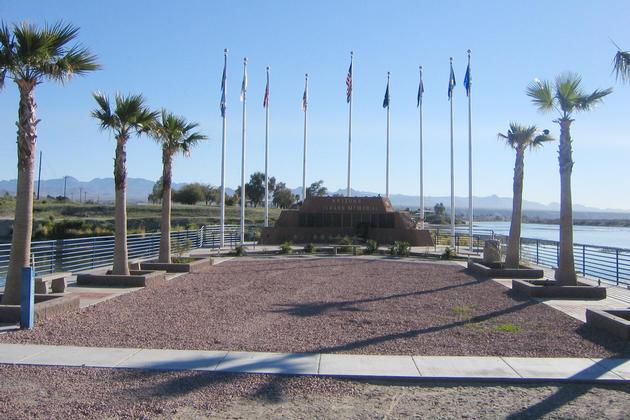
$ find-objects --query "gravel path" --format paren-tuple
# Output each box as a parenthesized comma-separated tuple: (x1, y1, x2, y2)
(0, 364, 628, 419)
(2, 257, 628, 357)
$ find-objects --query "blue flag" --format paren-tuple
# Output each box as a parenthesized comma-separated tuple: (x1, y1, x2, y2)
(464, 62, 471, 97)
(448, 62, 456, 100)
(382, 77, 390, 108)
(417, 70, 424, 107)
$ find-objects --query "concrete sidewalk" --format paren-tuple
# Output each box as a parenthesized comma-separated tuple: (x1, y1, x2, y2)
(0, 343, 628, 383)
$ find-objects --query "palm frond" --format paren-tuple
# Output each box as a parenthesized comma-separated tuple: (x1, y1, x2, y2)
(498, 122, 551, 151)
(526, 79, 554, 113)
(576, 87, 613, 112)
(47, 45, 101, 82)
(612, 49, 630, 83)
(532, 129, 555, 148)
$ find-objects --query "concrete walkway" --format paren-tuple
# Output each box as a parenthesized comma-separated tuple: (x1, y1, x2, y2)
(0, 343, 628, 383)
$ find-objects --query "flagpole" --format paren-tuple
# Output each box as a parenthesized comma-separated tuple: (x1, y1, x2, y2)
(347, 51, 353, 197)
(385, 72, 390, 198)
(467, 50, 473, 253)
(264, 66, 270, 228)
(302, 73, 308, 201)
(240, 57, 247, 245)
(419, 66, 424, 229)
(449, 57, 455, 246)
(220, 48, 227, 249)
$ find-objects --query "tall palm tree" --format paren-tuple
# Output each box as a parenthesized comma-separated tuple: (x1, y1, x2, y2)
(527, 73, 611, 285)
(612, 43, 630, 83)
(498, 123, 554, 268)
(0, 21, 99, 304)
(92, 92, 157, 275)
(151, 110, 206, 263)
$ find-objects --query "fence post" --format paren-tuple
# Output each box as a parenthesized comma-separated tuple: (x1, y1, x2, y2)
(556, 243, 559, 267)
(616, 250, 620, 285)
(20, 267, 34, 329)
(536, 240, 539, 265)
(582, 245, 586, 276)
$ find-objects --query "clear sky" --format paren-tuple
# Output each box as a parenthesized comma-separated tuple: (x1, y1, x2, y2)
(1, 1, 629, 209)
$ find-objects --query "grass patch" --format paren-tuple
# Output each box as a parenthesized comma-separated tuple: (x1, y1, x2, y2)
(494, 323, 522, 333)
(451, 304, 480, 321)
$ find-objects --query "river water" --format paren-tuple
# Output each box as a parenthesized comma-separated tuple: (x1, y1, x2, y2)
(471, 221, 630, 250)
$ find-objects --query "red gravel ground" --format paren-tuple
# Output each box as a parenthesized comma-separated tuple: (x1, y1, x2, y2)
(2, 257, 628, 357)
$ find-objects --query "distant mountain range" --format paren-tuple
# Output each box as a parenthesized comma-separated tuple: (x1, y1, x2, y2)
(1, 177, 628, 214)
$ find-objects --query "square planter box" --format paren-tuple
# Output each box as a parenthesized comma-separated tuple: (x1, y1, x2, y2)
(139, 257, 212, 273)
(467, 259, 544, 279)
(0, 293, 80, 324)
(512, 279, 606, 299)
(76, 270, 166, 288)
(586, 308, 630, 340)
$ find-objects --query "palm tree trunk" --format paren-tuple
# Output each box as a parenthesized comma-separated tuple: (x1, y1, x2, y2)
(505, 147, 525, 268)
(555, 118, 577, 285)
(112, 136, 130, 275)
(2, 81, 38, 305)
(158, 150, 172, 263)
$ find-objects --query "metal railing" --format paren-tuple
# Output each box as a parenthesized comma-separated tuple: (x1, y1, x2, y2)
(0, 225, 264, 286)
(427, 225, 630, 287)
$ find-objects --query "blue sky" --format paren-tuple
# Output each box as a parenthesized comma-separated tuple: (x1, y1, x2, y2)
(1, 1, 629, 209)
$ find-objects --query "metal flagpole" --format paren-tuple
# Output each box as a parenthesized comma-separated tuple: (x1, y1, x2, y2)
(419, 66, 424, 229)
(385, 72, 390, 198)
(347, 51, 353, 197)
(449, 57, 455, 246)
(302, 73, 308, 201)
(467, 50, 473, 253)
(220, 49, 228, 249)
(264, 66, 270, 228)
(240, 57, 247, 245)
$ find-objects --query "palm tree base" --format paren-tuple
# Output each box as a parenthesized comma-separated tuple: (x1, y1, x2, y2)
(512, 279, 606, 299)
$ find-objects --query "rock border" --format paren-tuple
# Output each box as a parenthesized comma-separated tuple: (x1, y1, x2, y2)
(467, 259, 544, 279)
(140, 257, 212, 273)
(76, 270, 166, 288)
(512, 279, 607, 299)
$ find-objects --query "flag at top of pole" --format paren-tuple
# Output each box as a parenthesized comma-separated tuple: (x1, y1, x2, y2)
(301, 75, 308, 112)
(417, 67, 424, 107)
(382, 73, 390, 108)
(263, 69, 269, 108)
(448, 60, 456, 100)
(220, 54, 227, 117)
(346, 59, 353, 103)
(464, 55, 472, 97)
(240, 62, 247, 102)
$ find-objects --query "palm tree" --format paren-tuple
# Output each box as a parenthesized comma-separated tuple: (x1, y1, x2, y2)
(151, 110, 206, 263)
(92, 92, 157, 275)
(527, 73, 611, 285)
(0, 21, 99, 304)
(498, 123, 554, 269)
(612, 44, 630, 83)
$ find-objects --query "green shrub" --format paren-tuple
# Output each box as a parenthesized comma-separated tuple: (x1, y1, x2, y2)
(441, 247, 455, 260)
(172, 239, 193, 259)
(389, 241, 410, 257)
(494, 323, 521, 333)
(304, 243, 316, 254)
(338, 236, 353, 253)
(234, 245, 247, 256)
(280, 241, 293, 254)
(365, 239, 379, 254)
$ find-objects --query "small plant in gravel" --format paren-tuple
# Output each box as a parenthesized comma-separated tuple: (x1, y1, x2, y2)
(364, 239, 379, 255)
(494, 323, 522, 333)
(172, 238, 193, 260)
(389, 241, 410, 257)
(304, 243, 316, 254)
(280, 241, 293, 254)
(234, 245, 247, 256)
(441, 247, 455, 260)
(452, 304, 479, 322)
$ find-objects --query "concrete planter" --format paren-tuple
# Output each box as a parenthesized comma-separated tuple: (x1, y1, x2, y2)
(140, 257, 212, 273)
(76, 270, 166, 288)
(0, 293, 80, 324)
(467, 260, 544, 279)
(586, 308, 630, 340)
(512, 279, 607, 299)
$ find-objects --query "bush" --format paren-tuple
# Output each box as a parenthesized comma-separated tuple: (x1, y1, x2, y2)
(365, 239, 379, 254)
(280, 241, 293, 254)
(338, 236, 353, 253)
(304, 243, 316, 254)
(441, 247, 455, 260)
(234, 245, 247, 256)
(389, 241, 411, 257)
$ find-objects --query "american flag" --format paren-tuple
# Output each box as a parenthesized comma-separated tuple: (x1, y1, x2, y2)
(417, 67, 424, 108)
(346, 61, 353, 103)
(240, 61, 247, 102)
(220, 60, 227, 117)
(263, 71, 269, 108)
(301, 75, 308, 112)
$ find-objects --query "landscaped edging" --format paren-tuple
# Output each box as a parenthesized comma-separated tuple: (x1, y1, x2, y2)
(140, 257, 212, 273)
(467, 259, 544, 279)
(586, 308, 630, 340)
(512, 279, 607, 299)
(76, 270, 167, 288)
(0, 293, 80, 324)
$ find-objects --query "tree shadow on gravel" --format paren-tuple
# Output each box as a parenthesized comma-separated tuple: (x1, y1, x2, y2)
(271, 274, 489, 317)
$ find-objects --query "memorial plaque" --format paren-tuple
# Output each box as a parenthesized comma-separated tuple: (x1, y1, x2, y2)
(260, 196, 433, 246)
